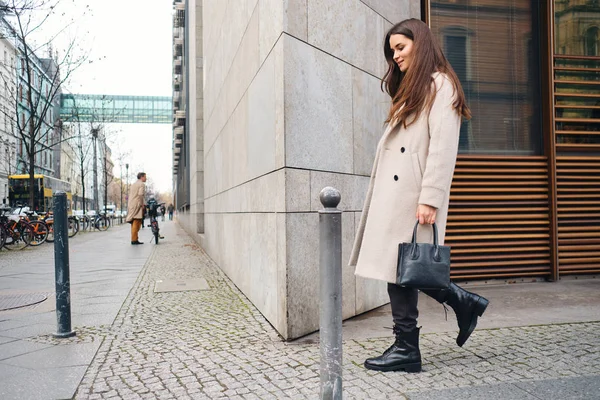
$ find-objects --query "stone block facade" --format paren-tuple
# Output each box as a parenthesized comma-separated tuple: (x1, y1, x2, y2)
(194, 0, 419, 339)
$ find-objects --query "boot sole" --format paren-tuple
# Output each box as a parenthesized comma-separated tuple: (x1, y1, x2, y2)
(363, 361, 421, 373)
(457, 297, 489, 347)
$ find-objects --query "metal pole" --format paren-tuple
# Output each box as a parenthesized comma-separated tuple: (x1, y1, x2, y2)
(319, 186, 342, 400)
(53, 191, 76, 338)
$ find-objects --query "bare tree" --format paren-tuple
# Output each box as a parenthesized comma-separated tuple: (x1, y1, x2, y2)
(0, 0, 90, 208)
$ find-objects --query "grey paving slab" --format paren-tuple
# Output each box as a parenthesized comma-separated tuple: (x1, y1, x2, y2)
(0, 322, 56, 338)
(2, 337, 100, 369)
(0, 338, 54, 361)
(0, 335, 17, 345)
(515, 375, 600, 400)
(0, 365, 88, 400)
(406, 383, 539, 400)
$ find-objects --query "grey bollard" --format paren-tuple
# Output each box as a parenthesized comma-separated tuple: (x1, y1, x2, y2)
(53, 192, 76, 338)
(319, 187, 342, 400)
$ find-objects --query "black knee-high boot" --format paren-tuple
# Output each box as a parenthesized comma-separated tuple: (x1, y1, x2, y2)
(364, 326, 421, 372)
(422, 282, 489, 347)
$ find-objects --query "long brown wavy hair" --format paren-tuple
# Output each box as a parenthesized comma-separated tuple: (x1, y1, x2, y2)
(382, 19, 471, 127)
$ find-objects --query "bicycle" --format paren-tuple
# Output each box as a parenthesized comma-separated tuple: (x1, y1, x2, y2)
(146, 201, 165, 244)
(0, 207, 34, 250)
(43, 213, 79, 242)
(5, 206, 48, 246)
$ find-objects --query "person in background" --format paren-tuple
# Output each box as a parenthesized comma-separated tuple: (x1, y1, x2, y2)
(126, 172, 147, 245)
(160, 204, 166, 221)
(168, 203, 174, 221)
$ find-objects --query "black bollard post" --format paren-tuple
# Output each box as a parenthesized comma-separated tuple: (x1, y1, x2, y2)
(53, 192, 76, 338)
(319, 187, 342, 400)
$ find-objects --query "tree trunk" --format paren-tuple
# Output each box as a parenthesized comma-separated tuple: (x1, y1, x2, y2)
(28, 148, 35, 210)
(80, 160, 86, 215)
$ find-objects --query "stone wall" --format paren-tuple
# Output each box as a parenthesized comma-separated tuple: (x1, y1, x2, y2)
(201, 0, 419, 339)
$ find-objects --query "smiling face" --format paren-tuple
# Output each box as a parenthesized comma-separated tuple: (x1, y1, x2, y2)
(389, 34, 414, 73)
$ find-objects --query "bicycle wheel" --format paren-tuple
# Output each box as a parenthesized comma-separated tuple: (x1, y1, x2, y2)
(0, 225, 6, 248)
(28, 220, 49, 246)
(81, 215, 90, 231)
(68, 217, 79, 237)
(96, 216, 110, 231)
(4, 221, 33, 250)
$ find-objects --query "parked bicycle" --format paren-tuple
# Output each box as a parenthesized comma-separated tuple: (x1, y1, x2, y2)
(43, 212, 79, 242)
(6, 205, 48, 246)
(0, 207, 34, 250)
(79, 211, 109, 232)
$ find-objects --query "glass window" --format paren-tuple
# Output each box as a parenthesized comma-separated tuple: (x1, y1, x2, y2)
(585, 27, 599, 56)
(430, 0, 543, 155)
(554, 1, 600, 148)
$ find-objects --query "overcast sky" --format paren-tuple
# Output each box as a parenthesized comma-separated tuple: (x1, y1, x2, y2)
(37, 0, 175, 193)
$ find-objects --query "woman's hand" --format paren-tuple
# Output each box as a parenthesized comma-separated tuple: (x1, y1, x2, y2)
(416, 204, 437, 225)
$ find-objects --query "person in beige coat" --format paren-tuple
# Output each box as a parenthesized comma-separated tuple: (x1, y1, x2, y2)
(350, 19, 489, 373)
(126, 172, 147, 245)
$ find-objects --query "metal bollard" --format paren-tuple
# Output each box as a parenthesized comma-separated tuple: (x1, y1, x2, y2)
(319, 187, 342, 400)
(53, 192, 76, 338)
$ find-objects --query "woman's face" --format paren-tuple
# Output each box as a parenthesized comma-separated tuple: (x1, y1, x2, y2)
(389, 34, 414, 73)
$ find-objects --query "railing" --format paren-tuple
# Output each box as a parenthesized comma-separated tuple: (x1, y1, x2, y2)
(553, 54, 600, 152)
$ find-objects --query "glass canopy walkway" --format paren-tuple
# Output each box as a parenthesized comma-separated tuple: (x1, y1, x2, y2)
(60, 94, 172, 124)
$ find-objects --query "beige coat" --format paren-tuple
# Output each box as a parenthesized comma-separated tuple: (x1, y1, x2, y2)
(126, 179, 146, 222)
(350, 72, 461, 283)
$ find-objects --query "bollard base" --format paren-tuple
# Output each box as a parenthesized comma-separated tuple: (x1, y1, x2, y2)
(53, 330, 76, 338)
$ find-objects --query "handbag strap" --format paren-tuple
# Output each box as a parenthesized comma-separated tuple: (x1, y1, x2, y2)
(410, 221, 442, 262)
(411, 220, 439, 246)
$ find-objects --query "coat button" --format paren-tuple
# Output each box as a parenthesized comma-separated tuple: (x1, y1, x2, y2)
(400, 147, 405, 153)
(394, 175, 398, 181)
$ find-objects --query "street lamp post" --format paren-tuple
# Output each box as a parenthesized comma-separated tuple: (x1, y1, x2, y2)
(125, 163, 129, 210)
(120, 164, 123, 223)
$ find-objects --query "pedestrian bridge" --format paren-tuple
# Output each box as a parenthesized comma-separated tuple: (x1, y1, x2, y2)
(60, 94, 172, 124)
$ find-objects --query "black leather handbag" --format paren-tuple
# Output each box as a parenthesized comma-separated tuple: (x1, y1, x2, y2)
(396, 221, 451, 290)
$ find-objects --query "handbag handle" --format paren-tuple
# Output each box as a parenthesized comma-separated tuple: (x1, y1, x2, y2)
(410, 221, 442, 262)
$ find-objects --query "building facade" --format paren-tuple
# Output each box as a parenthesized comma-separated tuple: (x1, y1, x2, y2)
(174, 0, 600, 339)
(0, 33, 17, 204)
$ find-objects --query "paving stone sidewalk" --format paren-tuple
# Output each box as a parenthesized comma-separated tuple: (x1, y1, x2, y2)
(65, 222, 600, 399)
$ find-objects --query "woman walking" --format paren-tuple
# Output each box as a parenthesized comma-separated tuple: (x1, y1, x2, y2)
(349, 19, 489, 373)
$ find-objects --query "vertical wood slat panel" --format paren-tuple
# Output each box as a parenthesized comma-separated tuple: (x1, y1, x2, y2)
(446, 156, 552, 280)
(556, 156, 600, 275)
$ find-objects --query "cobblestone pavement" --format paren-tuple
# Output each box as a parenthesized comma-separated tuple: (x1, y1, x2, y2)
(71, 223, 600, 399)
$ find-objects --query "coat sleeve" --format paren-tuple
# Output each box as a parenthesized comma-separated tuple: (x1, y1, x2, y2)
(418, 75, 462, 210)
(137, 183, 145, 207)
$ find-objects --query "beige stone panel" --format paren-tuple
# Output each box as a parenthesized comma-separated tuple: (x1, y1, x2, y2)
(258, 0, 284, 63)
(359, 0, 412, 24)
(204, 169, 285, 213)
(341, 211, 356, 320)
(249, 213, 279, 329)
(247, 38, 278, 179)
(286, 210, 357, 339)
(285, 212, 319, 338)
(284, 36, 353, 174)
(276, 212, 287, 338)
(284, 0, 308, 40)
(352, 67, 389, 176)
(307, 0, 387, 77)
(205, 212, 283, 336)
(309, 171, 369, 212)
(285, 168, 311, 212)
(352, 210, 389, 314)
(273, 38, 285, 168)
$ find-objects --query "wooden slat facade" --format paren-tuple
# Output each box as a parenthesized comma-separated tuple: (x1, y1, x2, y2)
(556, 157, 600, 275)
(446, 156, 552, 280)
